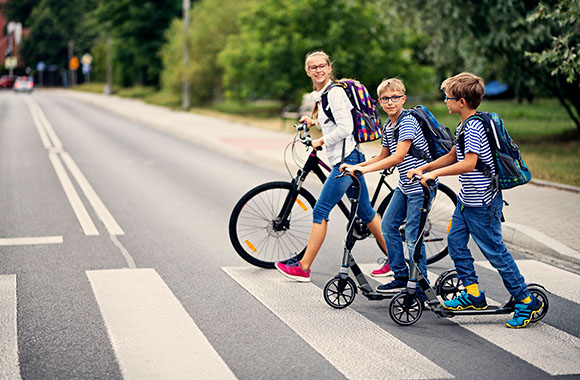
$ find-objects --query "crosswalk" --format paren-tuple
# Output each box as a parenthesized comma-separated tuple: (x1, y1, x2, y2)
(1, 259, 579, 379)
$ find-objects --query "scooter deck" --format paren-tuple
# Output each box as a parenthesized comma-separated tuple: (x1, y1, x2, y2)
(432, 303, 514, 317)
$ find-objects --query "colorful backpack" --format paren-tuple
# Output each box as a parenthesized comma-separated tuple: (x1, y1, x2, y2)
(320, 79, 382, 143)
(393, 105, 454, 162)
(458, 111, 532, 190)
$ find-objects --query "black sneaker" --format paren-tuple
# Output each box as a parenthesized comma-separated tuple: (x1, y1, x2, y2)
(376, 277, 408, 293)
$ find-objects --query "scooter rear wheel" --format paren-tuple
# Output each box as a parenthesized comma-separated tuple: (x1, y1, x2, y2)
(389, 291, 423, 326)
(435, 269, 464, 301)
(324, 276, 357, 309)
(528, 284, 549, 323)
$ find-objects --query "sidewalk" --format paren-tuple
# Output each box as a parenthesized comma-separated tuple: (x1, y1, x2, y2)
(52, 89, 580, 269)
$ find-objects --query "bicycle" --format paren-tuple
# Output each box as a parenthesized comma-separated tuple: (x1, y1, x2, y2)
(229, 123, 457, 268)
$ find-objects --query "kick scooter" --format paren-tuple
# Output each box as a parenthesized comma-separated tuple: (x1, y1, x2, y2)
(388, 176, 550, 326)
(322, 169, 394, 309)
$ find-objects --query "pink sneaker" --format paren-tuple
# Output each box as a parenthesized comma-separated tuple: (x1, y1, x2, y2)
(275, 260, 310, 282)
(371, 261, 394, 277)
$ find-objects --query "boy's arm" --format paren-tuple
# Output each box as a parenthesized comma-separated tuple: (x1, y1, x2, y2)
(407, 146, 458, 179)
(420, 152, 478, 185)
(358, 140, 411, 174)
(341, 146, 390, 172)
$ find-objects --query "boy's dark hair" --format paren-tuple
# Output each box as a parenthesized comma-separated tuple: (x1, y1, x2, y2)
(440, 72, 485, 110)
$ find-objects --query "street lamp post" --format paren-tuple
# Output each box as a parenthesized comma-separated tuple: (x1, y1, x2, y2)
(182, 0, 191, 109)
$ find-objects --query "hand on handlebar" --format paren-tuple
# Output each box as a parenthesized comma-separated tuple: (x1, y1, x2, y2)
(299, 116, 316, 128)
(311, 137, 324, 150)
(408, 171, 437, 187)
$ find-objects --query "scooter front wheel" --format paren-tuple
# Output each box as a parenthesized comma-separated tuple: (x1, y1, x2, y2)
(324, 276, 357, 309)
(435, 269, 464, 301)
(389, 291, 423, 326)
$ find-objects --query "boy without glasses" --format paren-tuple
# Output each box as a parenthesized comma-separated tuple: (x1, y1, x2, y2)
(343, 78, 434, 294)
(407, 72, 543, 328)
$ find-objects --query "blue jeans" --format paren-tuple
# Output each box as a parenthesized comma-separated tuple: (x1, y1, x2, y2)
(448, 193, 529, 300)
(312, 150, 375, 224)
(382, 188, 431, 281)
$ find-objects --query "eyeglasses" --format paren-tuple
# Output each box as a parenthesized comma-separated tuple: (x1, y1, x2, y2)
(378, 95, 404, 103)
(307, 63, 328, 72)
(444, 96, 460, 102)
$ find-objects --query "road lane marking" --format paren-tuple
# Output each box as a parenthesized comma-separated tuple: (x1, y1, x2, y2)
(476, 259, 580, 304)
(0, 236, 63, 246)
(25, 98, 51, 149)
(360, 262, 580, 376)
(87, 269, 236, 380)
(27, 97, 63, 150)
(222, 266, 451, 380)
(48, 152, 99, 236)
(60, 152, 124, 236)
(0, 275, 22, 380)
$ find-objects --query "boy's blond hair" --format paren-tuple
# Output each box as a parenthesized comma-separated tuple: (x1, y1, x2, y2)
(377, 78, 406, 97)
(440, 72, 485, 110)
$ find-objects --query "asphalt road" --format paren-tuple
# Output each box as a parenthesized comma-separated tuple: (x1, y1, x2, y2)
(1, 91, 579, 380)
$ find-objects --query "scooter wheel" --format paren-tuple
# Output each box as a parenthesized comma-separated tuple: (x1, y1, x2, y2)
(436, 270, 464, 301)
(323, 276, 357, 309)
(528, 284, 549, 323)
(389, 291, 423, 326)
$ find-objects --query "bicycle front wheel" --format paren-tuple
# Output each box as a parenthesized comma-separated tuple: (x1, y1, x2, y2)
(376, 183, 457, 265)
(229, 181, 317, 268)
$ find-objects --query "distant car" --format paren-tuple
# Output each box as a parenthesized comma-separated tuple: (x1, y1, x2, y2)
(0, 75, 16, 89)
(13, 76, 34, 93)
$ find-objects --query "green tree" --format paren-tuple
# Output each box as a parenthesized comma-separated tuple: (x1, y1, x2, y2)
(93, 0, 181, 87)
(159, 0, 257, 104)
(219, 0, 435, 104)
(1, 0, 36, 24)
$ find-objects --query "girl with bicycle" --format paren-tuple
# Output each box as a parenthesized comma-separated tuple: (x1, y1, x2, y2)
(275, 51, 388, 282)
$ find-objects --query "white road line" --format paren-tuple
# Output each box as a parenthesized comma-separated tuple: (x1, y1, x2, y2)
(222, 266, 451, 380)
(28, 97, 63, 151)
(0, 236, 63, 246)
(60, 152, 124, 236)
(25, 98, 51, 149)
(48, 152, 99, 236)
(476, 259, 580, 304)
(87, 269, 236, 380)
(0, 275, 22, 380)
(360, 262, 580, 376)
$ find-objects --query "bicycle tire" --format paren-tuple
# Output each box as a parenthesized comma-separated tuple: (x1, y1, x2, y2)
(229, 181, 317, 268)
(376, 183, 457, 265)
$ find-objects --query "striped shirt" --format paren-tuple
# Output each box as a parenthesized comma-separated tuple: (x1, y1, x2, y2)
(455, 118, 499, 206)
(313, 81, 357, 166)
(382, 111, 430, 195)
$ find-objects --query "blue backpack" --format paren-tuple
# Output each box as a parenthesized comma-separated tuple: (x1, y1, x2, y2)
(458, 111, 532, 190)
(320, 79, 382, 143)
(394, 105, 454, 162)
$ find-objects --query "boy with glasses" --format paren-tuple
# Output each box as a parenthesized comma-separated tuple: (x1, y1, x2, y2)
(407, 72, 543, 328)
(343, 78, 434, 294)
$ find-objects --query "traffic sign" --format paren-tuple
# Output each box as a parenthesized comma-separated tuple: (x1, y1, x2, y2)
(81, 53, 93, 66)
(36, 61, 46, 72)
(5, 56, 17, 69)
(69, 56, 80, 70)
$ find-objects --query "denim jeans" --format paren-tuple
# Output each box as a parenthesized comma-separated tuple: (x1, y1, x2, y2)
(312, 150, 375, 224)
(382, 187, 432, 281)
(448, 193, 529, 300)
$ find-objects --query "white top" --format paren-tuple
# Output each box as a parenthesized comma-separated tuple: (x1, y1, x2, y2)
(313, 80, 356, 166)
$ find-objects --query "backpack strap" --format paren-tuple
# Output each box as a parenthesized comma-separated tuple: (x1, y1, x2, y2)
(392, 110, 431, 162)
(319, 84, 337, 124)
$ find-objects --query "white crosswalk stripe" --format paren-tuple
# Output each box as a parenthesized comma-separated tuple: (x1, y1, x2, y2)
(223, 266, 452, 380)
(86, 268, 237, 380)
(0, 275, 22, 380)
(359, 261, 580, 376)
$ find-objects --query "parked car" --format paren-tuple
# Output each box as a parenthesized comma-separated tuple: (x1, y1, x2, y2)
(0, 75, 16, 89)
(13, 76, 34, 93)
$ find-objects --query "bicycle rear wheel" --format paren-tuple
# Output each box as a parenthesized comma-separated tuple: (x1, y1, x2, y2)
(377, 183, 457, 265)
(229, 181, 316, 268)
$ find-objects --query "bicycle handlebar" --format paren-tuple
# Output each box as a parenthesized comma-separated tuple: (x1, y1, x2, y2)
(335, 168, 362, 179)
(295, 123, 322, 151)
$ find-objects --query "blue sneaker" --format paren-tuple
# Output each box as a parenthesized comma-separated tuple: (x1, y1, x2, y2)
(376, 277, 408, 293)
(506, 296, 543, 329)
(443, 291, 488, 310)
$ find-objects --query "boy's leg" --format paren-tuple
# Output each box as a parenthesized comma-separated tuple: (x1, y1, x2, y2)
(464, 197, 529, 301)
(376, 189, 409, 293)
